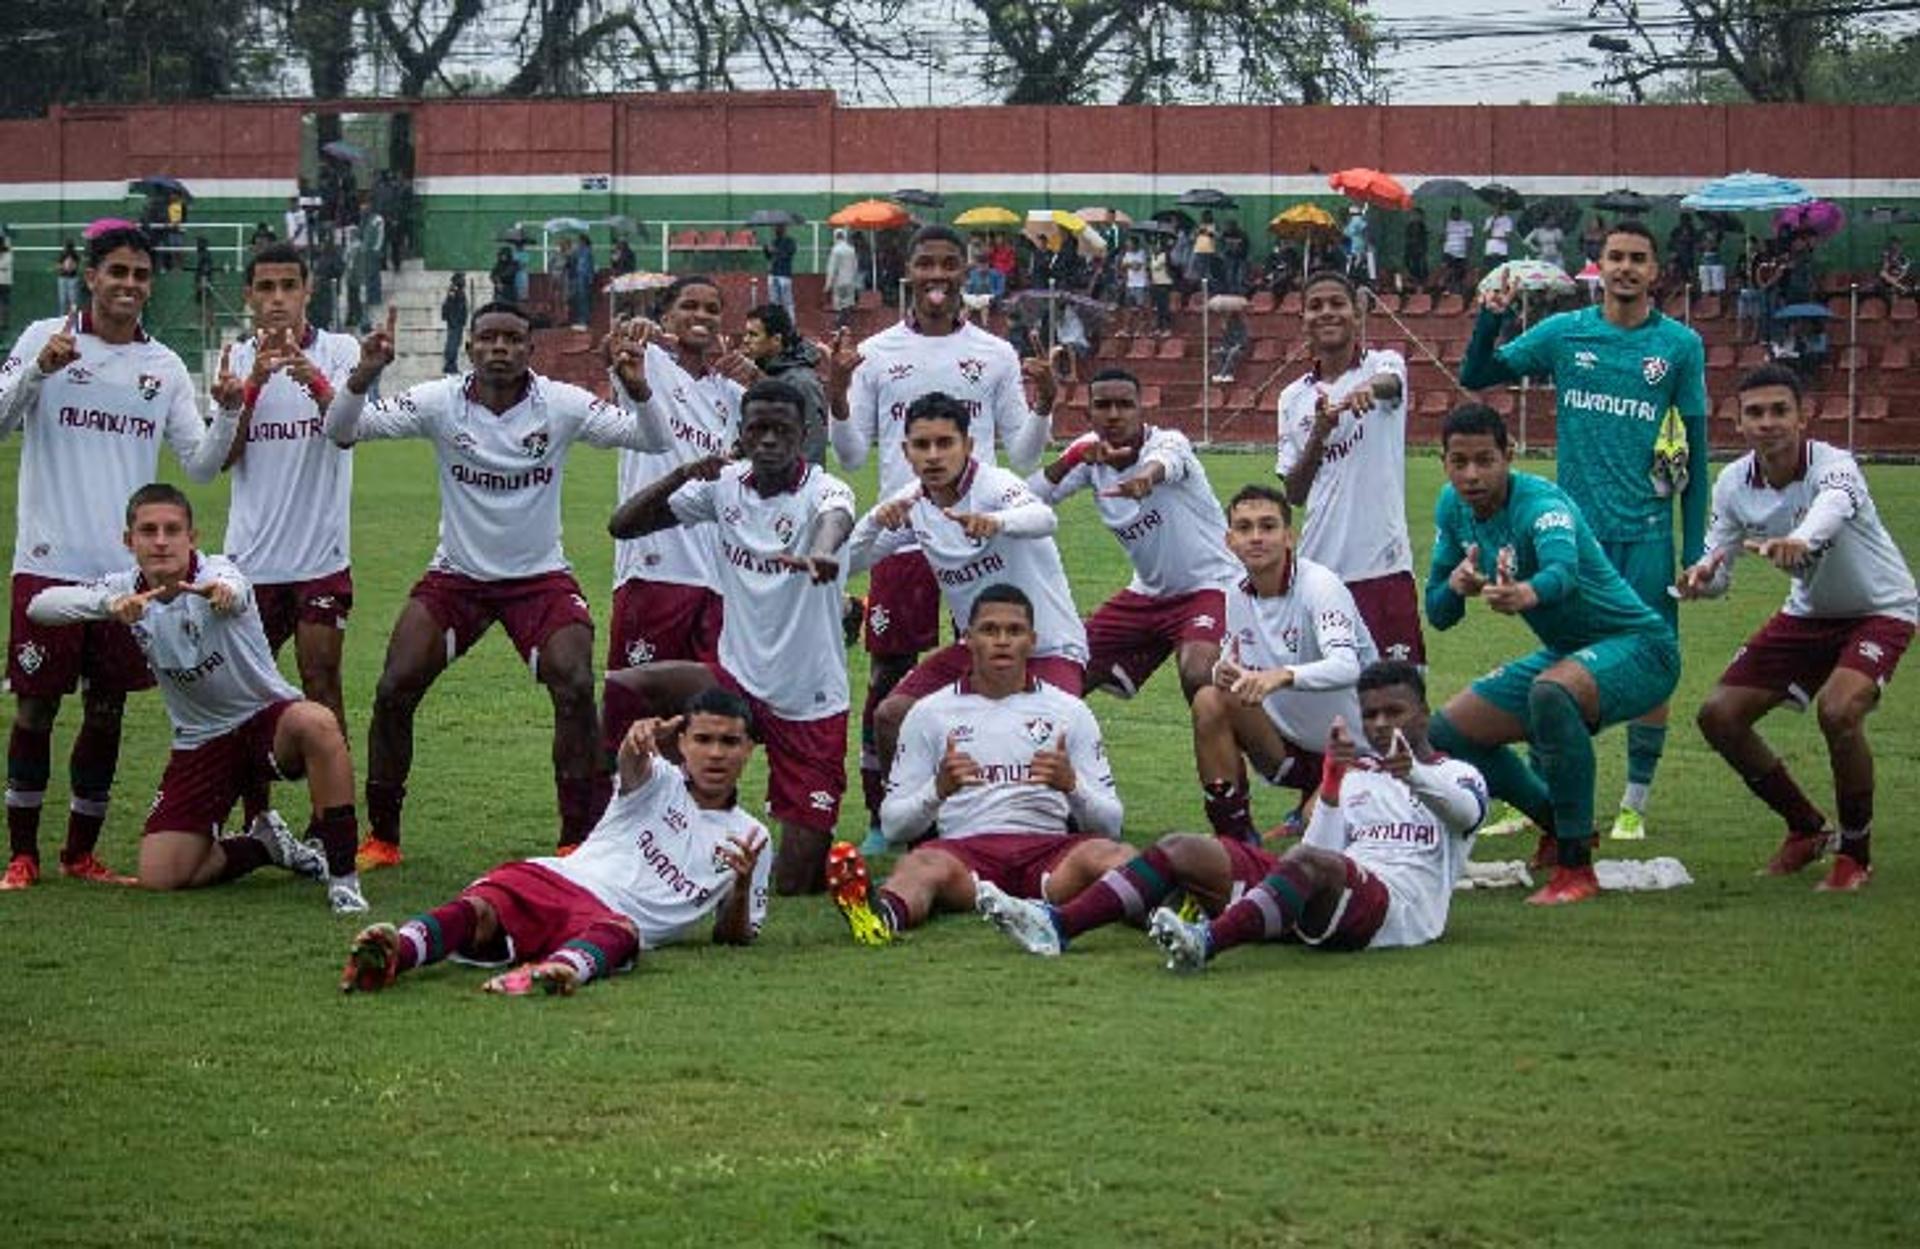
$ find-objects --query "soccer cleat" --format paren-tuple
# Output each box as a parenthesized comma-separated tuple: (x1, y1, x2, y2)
(327, 872, 370, 915)
(354, 835, 404, 872)
(975, 880, 1064, 956)
(1607, 807, 1647, 841)
(1480, 801, 1535, 838)
(1814, 855, 1871, 893)
(857, 824, 890, 858)
(1174, 892, 1204, 923)
(339, 922, 400, 993)
(249, 811, 327, 882)
(57, 852, 137, 886)
(1761, 829, 1833, 876)
(1262, 805, 1308, 845)
(1525, 864, 1601, 906)
(825, 841, 893, 946)
(0, 854, 40, 891)
(1147, 906, 1210, 973)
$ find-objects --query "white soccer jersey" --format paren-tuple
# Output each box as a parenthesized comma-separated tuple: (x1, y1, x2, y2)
(1031, 426, 1240, 596)
(1224, 555, 1378, 752)
(1701, 440, 1918, 624)
(1274, 350, 1413, 581)
(669, 462, 856, 720)
(326, 372, 661, 581)
(1, 315, 237, 580)
(528, 761, 771, 948)
(882, 675, 1121, 845)
(614, 343, 741, 589)
(1302, 756, 1486, 949)
(26, 555, 299, 748)
(222, 328, 361, 583)
(848, 463, 1088, 665)
(834, 320, 1046, 495)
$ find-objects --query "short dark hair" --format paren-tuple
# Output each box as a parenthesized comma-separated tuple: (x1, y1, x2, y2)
(908, 223, 967, 256)
(1301, 270, 1358, 302)
(469, 300, 532, 330)
(904, 391, 972, 435)
(684, 685, 754, 736)
(1736, 362, 1805, 403)
(655, 274, 722, 319)
(244, 241, 308, 284)
(740, 378, 807, 424)
(746, 303, 797, 349)
(87, 226, 155, 268)
(1358, 659, 1427, 705)
(126, 482, 192, 527)
(1604, 219, 1659, 259)
(1227, 483, 1292, 524)
(969, 583, 1034, 625)
(1087, 367, 1141, 394)
(1441, 403, 1510, 451)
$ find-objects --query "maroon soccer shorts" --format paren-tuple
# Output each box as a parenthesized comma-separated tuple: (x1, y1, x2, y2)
(1218, 836, 1280, 898)
(143, 699, 298, 836)
(607, 578, 722, 669)
(1719, 611, 1914, 705)
(461, 860, 637, 961)
(1345, 571, 1426, 666)
(408, 569, 594, 669)
(891, 643, 1085, 701)
(1293, 855, 1390, 951)
(254, 568, 354, 653)
(910, 832, 1104, 901)
(1084, 587, 1226, 696)
(7, 572, 155, 698)
(708, 664, 848, 833)
(863, 549, 942, 657)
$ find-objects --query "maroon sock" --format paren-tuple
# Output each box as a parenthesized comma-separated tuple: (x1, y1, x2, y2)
(396, 899, 478, 971)
(307, 805, 359, 878)
(1057, 846, 1179, 938)
(1743, 762, 1827, 835)
(240, 777, 272, 826)
(1206, 861, 1315, 957)
(216, 835, 272, 882)
(1202, 780, 1257, 843)
(876, 887, 913, 933)
(556, 774, 612, 847)
(1836, 791, 1873, 866)
(366, 780, 405, 845)
(6, 723, 52, 861)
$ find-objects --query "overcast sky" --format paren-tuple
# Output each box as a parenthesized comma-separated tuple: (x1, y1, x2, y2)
(1368, 0, 1608, 105)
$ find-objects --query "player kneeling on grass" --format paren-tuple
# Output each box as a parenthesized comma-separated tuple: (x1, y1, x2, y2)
(826, 584, 1133, 945)
(1676, 364, 1916, 891)
(341, 688, 770, 997)
(979, 660, 1485, 963)
(26, 484, 365, 911)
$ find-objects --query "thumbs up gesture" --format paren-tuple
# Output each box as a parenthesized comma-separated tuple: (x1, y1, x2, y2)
(935, 729, 983, 799)
(1029, 731, 1076, 794)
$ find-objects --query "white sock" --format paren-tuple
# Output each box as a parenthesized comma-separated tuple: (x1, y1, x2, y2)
(1621, 782, 1650, 813)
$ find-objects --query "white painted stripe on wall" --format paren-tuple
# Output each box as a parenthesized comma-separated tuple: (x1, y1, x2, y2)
(0, 178, 297, 203)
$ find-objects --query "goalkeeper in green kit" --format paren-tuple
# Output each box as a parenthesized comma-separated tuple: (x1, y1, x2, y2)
(1460, 219, 1708, 842)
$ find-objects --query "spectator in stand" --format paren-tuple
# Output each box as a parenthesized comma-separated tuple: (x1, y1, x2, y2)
(964, 254, 999, 307)
(249, 222, 277, 251)
(1211, 305, 1250, 384)
(490, 245, 519, 306)
(1191, 212, 1220, 290)
(611, 234, 637, 278)
(988, 233, 1018, 293)
(1171, 224, 1194, 293)
(284, 197, 310, 255)
(1265, 242, 1301, 299)
(1482, 206, 1513, 272)
(1523, 218, 1566, 270)
(191, 237, 215, 333)
(826, 227, 860, 330)
(341, 226, 365, 331)
(55, 240, 80, 316)
(440, 272, 468, 375)
(1221, 218, 1251, 295)
(1403, 208, 1430, 290)
(391, 174, 417, 270)
(1781, 232, 1818, 309)
(1698, 230, 1727, 295)
(1149, 237, 1176, 337)
(1442, 207, 1473, 294)
(1344, 206, 1375, 283)
(1881, 237, 1913, 297)
(309, 232, 342, 331)
(512, 238, 530, 304)
(1581, 213, 1607, 264)
(1668, 212, 1700, 293)
(764, 223, 797, 318)
(1118, 236, 1149, 337)
(568, 232, 595, 329)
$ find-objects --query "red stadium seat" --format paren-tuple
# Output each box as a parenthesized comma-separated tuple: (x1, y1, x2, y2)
(1372, 292, 1402, 314)
(728, 229, 757, 250)
(1140, 385, 1163, 409)
(1156, 336, 1188, 360)
(1253, 337, 1285, 362)
(1435, 293, 1466, 317)
(1419, 390, 1452, 417)
(1839, 345, 1870, 371)
(1126, 336, 1157, 360)
(1227, 386, 1261, 411)
(1694, 295, 1723, 320)
(1706, 343, 1735, 368)
(1715, 395, 1740, 424)
(1486, 390, 1516, 416)
(668, 229, 702, 250)
(1861, 395, 1891, 422)
(1890, 298, 1918, 324)
(1185, 291, 1209, 312)
(1403, 292, 1433, 316)
(1280, 292, 1303, 315)
(1880, 343, 1911, 370)
(1249, 291, 1276, 313)
(1736, 344, 1769, 369)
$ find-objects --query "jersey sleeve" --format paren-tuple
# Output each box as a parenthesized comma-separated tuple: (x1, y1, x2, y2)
(1408, 758, 1488, 836)
(1062, 700, 1123, 838)
(1695, 466, 1746, 597)
(833, 356, 880, 471)
(879, 699, 945, 843)
(743, 817, 773, 938)
(0, 324, 53, 438)
(1273, 386, 1305, 477)
(1289, 575, 1364, 691)
(1494, 314, 1560, 380)
(1677, 336, 1712, 564)
(569, 385, 665, 453)
(815, 474, 858, 522)
(1142, 429, 1196, 483)
(25, 577, 122, 625)
(326, 380, 439, 445)
(994, 359, 1048, 474)
(1520, 498, 1581, 606)
(1424, 493, 1470, 630)
(980, 471, 1057, 538)
(1301, 791, 1347, 852)
(165, 364, 239, 483)
(1793, 454, 1867, 547)
(846, 498, 915, 573)
(666, 476, 718, 527)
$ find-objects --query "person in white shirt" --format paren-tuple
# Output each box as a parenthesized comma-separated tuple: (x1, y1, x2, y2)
(325, 301, 664, 869)
(1483, 211, 1514, 262)
(25, 484, 365, 912)
(1441, 207, 1473, 294)
(1677, 365, 1918, 891)
(1030, 367, 1239, 703)
(825, 585, 1132, 946)
(822, 224, 1056, 853)
(603, 379, 856, 896)
(1193, 485, 1377, 843)
(340, 687, 770, 997)
(283, 197, 309, 254)
(978, 661, 1484, 959)
(1276, 271, 1423, 666)
(1119, 242, 1150, 338)
(0, 225, 241, 892)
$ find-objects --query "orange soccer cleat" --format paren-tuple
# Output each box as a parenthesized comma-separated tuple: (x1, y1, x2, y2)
(825, 841, 893, 946)
(354, 835, 405, 872)
(0, 854, 39, 891)
(1525, 864, 1601, 907)
(1761, 829, 1832, 877)
(58, 853, 137, 886)
(339, 923, 401, 994)
(1814, 855, 1871, 893)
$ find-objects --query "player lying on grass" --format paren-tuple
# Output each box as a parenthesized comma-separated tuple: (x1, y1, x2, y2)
(1192, 485, 1376, 844)
(26, 484, 365, 911)
(825, 584, 1132, 946)
(977, 660, 1485, 962)
(341, 687, 769, 997)
(1677, 364, 1916, 891)
(1423, 404, 1680, 906)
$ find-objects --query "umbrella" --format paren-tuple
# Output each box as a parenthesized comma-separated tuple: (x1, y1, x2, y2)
(1680, 171, 1812, 212)
(1575, 260, 1602, 286)
(496, 229, 531, 244)
(953, 205, 1022, 229)
(1074, 206, 1133, 226)
(544, 216, 592, 234)
(1476, 183, 1525, 210)
(1478, 259, 1577, 297)
(1127, 221, 1177, 237)
(1025, 208, 1105, 255)
(1151, 208, 1196, 229)
(1774, 200, 1845, 238)
(321, 140, 369, 165)
(1774, 302, 1832, 320)
(1593, 188, 1654, 215)
(1329, 168, 1411, 212)
(1413, 178, 1475, 201)
(1268, 203, 1338, 239)
(1517, 197, 1582, 235)
(1010, 289, 1113, 314)
(600, 214, 647, 238)
(744, 208, 805, 228)
(1206, 294, 1250, 313)
(130, 175, 192, 201)
(608, 271, 678, 294)
(891, 188, 945, 208)
(1177, 187, 1238, 210)
(828, 199, 911, 230)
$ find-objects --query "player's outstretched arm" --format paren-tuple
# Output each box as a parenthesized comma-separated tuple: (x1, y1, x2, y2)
(1406, 759, 1490, 836)
(1003, 356, 1055, 474)
(615, 716, 677, 793)
(0, 317, 72, 439)
(1458, 304, 1521, 390)
(25, 581, 120, 627)
(608, 456, 724, 539)
(845, 496, 915, 575)
(170, 358, 241, 484)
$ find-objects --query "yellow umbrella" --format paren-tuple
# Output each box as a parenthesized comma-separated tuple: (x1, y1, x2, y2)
(1024, 208, 1106, 254)
(954, 205, 1021, 229)
(1268, 203, 1338, 238)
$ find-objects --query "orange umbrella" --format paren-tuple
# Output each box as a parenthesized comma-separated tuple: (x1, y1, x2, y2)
(1329, 168, 1411, 211)
(828, 199, 911, 230)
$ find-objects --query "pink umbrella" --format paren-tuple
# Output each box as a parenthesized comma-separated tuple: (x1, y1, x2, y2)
(1774, 200, 1845, 238)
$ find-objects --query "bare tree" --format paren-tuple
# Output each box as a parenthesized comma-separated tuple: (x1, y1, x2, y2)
(1585, 0, 1892, 102)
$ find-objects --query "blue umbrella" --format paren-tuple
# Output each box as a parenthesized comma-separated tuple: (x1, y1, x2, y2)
(544, 216, 592, 233)
(1680, 171, 1813, 212)
(1775, 302, 1832, 320)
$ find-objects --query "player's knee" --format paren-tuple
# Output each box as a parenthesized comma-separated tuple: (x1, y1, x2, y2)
(373, 664, 431, 711)
(296, 654, 342, 701)
(1190, 683, 1228, 726)
(1157, 831, 1213, 874)
(1815, 690, 1870, 741)
(542, 660, 596, 715)
(1528, 677, 1588, 733)
(13, 695, 59, 733)
(1694, 693, 1743, 746)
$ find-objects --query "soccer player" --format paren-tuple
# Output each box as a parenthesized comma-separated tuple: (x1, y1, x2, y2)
(825, 585, 1129, 945)
(825, 223, 1057, 851)
(26, 485, 364, 910)
(979, 661, 1485, 961)
(0, 225, 242, 891)
(220, 241, 361, 735)
(607, 277, 751, 670)
(848, 392, 1089, 787)
(340, 689, 770, 996)
(602, 379, 856, 895)
(1029, 367, 1239, 703)
(1276, 270, 1424, 665)
(1677, 365, 1916, 890)
(1461, 220, 1708, 841)
(1423, 405, 1680, 906)
(1192, 485, 1376, 844)
(325, 300, 666, 868)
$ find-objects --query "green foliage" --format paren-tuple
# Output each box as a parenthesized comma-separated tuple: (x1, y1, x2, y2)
(0, 0, 278, 118)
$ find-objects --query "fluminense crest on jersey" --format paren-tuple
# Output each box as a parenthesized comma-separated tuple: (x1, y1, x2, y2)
(774, 514, 796, 543)
(519, 429, 551, 459)
(137, 374, 163, 401)
(1023, 716, 1055, 746)
(625, 638, 656, 665)
(1642, 356, 1670, 385)
(956, 358, 985, 385)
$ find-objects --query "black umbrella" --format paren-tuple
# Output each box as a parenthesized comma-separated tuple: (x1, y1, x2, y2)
(891, 188, 944, 208)
(497, 229, 531, 244)
(130, 175, 192, 201)
(1177, 188, 1238, 210)
(745, 208, 805, 227)
(1517, 196, 1582, 234)
(1592, 188, 1653, 215)
(600, 213, 648, 239)
(1696, 210, 1745, 235)
(1151, 208, 1197, 229)
(1476, 183, 1525, 210)
(321, 139, 370, 165)
(1129, 221, 1177, 237)
(1413, 178, 1475, 201)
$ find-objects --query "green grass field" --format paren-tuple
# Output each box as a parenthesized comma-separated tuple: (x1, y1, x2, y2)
(2, 437, 1917, 1248)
